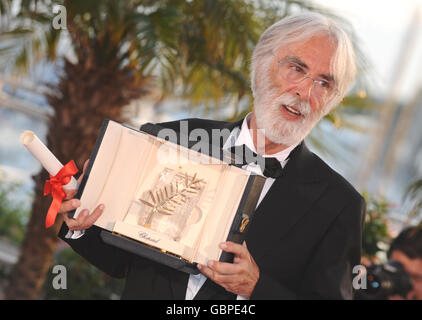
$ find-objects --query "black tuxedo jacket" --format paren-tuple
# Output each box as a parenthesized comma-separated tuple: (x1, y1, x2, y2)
(58, 118, 366, 299)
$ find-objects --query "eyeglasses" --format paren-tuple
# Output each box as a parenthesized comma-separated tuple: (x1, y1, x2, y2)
(277, 59, 337, 101)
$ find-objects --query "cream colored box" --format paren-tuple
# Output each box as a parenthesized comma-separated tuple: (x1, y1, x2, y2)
(72, 120, 265, 274)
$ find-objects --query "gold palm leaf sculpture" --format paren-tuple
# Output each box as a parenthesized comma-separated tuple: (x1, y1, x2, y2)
(139, 172, 203, 228)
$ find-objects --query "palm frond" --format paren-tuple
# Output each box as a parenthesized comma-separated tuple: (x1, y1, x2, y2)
(404, 178, 422, 203)
(401, 178, 422, 226)
(140, 172, 204, 227)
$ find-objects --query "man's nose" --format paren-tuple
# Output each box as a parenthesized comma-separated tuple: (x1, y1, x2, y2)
(294, 77, 314, 101)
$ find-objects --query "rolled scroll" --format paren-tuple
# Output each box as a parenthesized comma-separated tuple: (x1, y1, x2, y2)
(20, 130, 78, 190)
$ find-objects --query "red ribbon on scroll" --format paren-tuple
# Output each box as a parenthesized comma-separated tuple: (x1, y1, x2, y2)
(43, 160, 79, 228)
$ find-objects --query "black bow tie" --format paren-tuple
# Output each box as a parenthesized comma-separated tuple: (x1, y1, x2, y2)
(229, 144, 283, 178)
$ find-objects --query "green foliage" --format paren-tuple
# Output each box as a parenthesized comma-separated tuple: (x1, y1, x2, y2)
(42, 247, 125, 300)
(0, 181, 31, 246)
(362, 192, 392, 258)
(0, 180, 31, 292)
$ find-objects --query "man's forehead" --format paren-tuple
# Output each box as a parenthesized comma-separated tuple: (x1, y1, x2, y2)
(274, 36, 336, 77)
(274, 34, 336, 62)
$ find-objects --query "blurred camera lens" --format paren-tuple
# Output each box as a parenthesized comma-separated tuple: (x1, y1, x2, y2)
(355, 260, 413, 300)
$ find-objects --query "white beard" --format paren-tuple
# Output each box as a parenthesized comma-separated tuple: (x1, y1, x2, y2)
(253, 81, 324, 146)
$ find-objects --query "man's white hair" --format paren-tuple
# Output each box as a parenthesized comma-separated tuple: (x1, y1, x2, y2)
(251, 12, 357, 115)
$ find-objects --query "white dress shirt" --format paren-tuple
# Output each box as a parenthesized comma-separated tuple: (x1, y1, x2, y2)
(186, 113, 298, 300)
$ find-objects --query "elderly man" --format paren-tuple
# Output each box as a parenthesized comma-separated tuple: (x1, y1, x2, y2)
(58, 12, 365, 299)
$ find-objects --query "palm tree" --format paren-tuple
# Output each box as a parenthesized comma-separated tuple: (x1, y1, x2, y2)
(403, 178, 422, 227)
(2, 0, 325, 300)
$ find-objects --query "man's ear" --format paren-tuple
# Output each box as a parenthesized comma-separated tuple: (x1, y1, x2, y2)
(253, 56, 274, 94)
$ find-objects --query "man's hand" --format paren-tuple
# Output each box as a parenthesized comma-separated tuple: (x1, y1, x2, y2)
(197, 241, 259, 298)
(59, 159, 104, 231)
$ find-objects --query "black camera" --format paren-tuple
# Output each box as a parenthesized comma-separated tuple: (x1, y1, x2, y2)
(355, 260, 413, 300)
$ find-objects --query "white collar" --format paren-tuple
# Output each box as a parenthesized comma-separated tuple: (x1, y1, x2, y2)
(223, 113, 299, 166)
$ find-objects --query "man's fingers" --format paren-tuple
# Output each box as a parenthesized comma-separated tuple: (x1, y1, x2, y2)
(63, 213, 82, 230)
(198, 264, 238, 285)
(62, 203, 104, 231)
(72, 204, 104, 230)
(75, 208, 90, 223)
(219, 242, 247, 259)
(64, 189, 77, 200)
(82, 159, 89, 174)
(59, 199, 81, 213)
(198, 264, 214, 280)
(81, 204, 104, 229)
(207, 260, 241, 275)
(62, 209, 88, 231)
(77, 159, 90, 184)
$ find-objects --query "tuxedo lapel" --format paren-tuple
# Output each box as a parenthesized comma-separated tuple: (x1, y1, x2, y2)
(245, 143, 328, 260)
(221, 118, 243, 131)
